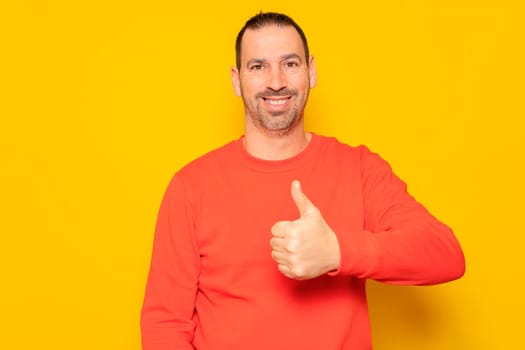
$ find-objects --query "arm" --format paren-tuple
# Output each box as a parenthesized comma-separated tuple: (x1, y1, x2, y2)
(333, 147, 465, 285)
(270, 148, 464, 284)
(141, 176, 199, 349)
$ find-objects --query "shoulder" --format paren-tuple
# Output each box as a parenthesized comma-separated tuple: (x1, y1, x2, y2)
(312, 133, 395, 176)
(313, 133, 378, 162)
(161, 138, 241, 195)
(161, 138, 242, 200)
(176, 138, 241, 177)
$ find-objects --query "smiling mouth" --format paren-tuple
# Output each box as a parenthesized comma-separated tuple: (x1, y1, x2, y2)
(262, 97, 292, 105)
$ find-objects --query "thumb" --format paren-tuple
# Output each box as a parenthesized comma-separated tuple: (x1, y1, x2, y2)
(290, 180, 316, 217)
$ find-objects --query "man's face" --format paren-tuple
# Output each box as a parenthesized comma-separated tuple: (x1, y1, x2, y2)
(231, 25, 317, 136)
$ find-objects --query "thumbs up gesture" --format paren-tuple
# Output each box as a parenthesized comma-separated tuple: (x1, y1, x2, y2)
(270, 180, 341, 280)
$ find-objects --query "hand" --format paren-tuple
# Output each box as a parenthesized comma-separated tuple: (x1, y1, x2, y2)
(270, 180, 341, 280)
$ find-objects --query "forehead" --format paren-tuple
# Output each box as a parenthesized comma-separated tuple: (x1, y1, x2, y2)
(240, 25, 305, 62)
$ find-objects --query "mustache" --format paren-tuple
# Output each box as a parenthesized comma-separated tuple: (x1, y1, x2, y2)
(255, 89, 298, 98)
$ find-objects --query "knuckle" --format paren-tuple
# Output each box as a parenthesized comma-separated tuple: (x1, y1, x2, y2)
(289, 257, 305, 276)
(291, 266, 305, 278)
(285, 239, 296, 253)
(289, 254, 300, 266)
(287, 236, 302, 253)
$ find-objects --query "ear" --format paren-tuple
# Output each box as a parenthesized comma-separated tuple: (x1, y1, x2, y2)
(308, 55, 317, 89)
(230, 66, 242, 97)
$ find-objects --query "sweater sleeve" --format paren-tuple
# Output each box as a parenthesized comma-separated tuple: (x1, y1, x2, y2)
(141, 175, 199, 349)
(332, 147, 465, 285)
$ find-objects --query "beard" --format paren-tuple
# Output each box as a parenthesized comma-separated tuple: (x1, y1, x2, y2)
(253, 104, 301, 134)
(244, 88, 308, 136)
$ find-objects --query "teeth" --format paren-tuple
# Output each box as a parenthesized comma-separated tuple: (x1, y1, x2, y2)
(265, 99, 287, 105)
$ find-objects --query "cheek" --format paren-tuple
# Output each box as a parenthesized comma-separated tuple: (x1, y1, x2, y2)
(289, 74, 310, 90)
(242, 75, 268, 93)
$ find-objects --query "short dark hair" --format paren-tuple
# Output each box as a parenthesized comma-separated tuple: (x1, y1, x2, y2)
(235, 12, 310, 70)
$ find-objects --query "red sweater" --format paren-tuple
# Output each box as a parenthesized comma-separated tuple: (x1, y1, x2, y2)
(141, 134, 464, 350)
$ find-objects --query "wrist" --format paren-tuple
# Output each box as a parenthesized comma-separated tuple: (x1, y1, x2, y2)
(326, 227, 341, 273)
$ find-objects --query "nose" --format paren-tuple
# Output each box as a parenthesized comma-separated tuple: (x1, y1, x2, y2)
(267, 66, 286, 91)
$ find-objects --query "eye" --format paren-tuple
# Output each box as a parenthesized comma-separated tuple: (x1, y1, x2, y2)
(285, 61, 300, 69)
(249, 64, 264, 71)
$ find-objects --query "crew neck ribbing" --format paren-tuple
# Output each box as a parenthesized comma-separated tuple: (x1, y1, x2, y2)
(235, 133, 322, 173)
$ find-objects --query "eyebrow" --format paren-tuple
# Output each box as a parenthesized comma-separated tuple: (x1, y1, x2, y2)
(246, 58, 266, 67)
(280, 53, 303, 62)
(245, 53, 304, 68)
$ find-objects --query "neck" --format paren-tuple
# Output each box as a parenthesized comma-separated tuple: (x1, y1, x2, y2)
(243, 123, 311, 161)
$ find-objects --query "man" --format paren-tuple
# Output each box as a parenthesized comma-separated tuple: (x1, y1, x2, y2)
(141, 12, 465, 350)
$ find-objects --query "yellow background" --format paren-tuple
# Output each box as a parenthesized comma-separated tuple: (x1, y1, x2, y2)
(1, 1, 524, 349)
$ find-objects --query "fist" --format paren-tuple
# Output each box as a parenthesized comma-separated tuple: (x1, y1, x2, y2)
(270, 180, 340, 280)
